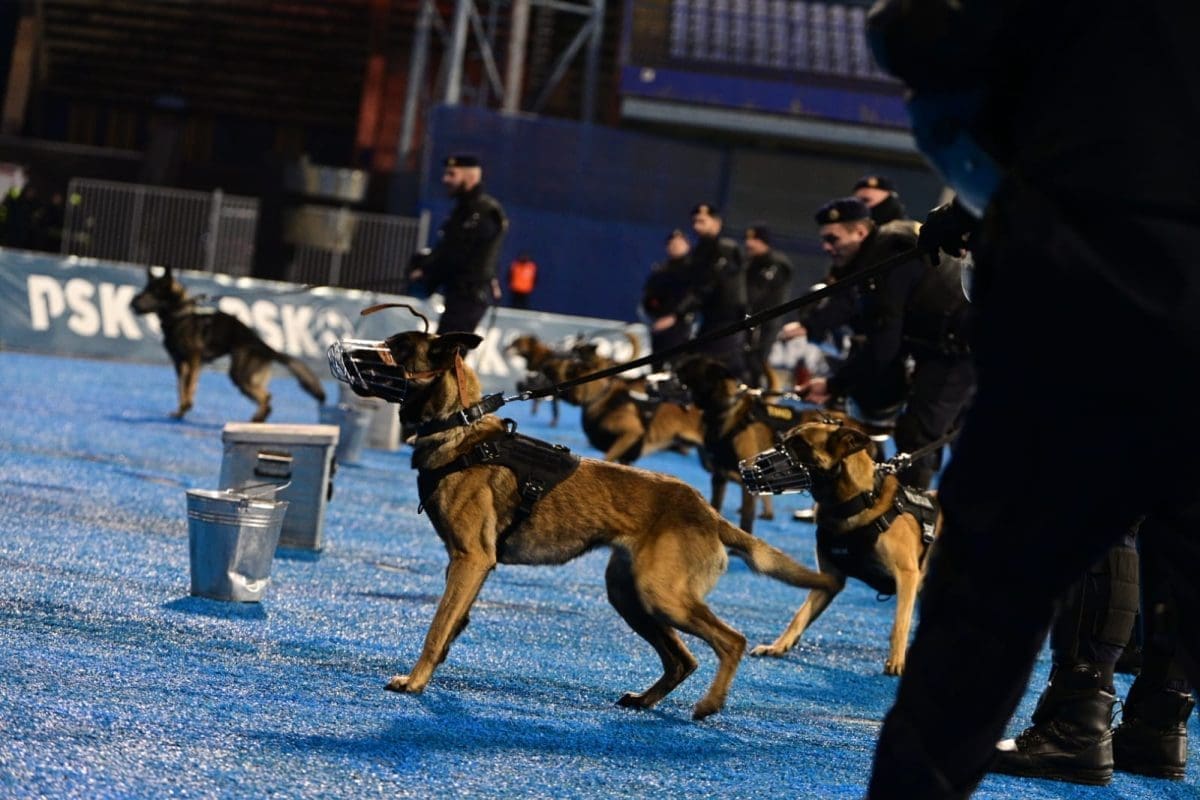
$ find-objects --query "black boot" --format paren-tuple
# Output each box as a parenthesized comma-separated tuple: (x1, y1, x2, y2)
(991, 664, 1117, 785)
(1113, 684, 1195, 779)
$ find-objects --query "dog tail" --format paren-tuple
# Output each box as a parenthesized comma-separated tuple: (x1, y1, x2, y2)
(719, 523, 835, 591)
(278, 354, 327, 403)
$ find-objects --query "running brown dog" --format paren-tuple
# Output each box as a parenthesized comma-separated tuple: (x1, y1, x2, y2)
(330, 327, 838, 720)
(131, 266, 326, 421)
(749, 420, 941, 675)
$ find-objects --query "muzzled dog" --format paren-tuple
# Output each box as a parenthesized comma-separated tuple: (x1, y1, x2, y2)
(328, 325, 838, 719)
(743, 420, 941, 675)
(130, 266, 326, 421)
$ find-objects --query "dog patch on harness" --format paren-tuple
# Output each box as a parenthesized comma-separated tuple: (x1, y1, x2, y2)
(897, 486, 939, 545)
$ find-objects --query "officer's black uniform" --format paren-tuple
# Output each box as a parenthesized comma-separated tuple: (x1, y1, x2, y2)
(865, 3, 1200, 798)
(814, 206, 975, 488)
(413, 174, 508, 334)
(677, 229, 749, 380)
(641, 248, 693, 369)
(743, 225, 793, 388)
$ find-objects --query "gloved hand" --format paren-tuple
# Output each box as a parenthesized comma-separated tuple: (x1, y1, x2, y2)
(918, 197, 978, 264)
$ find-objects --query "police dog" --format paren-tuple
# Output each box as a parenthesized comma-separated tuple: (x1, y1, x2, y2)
(749, 420, 941, 676)
(559, 348, 704, 464)
(673, 356, 809, 533)
(505, 333, 564, 425)
(333, 326, 837, 720)
(131, 266, 326, 421)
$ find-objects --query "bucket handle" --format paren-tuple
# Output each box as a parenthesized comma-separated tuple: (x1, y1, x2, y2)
(235, 480, 292, 499)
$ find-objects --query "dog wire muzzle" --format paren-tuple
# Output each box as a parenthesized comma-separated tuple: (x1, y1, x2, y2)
(738, 442, 813, 496)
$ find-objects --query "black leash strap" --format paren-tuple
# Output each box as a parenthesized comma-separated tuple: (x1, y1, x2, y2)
(522, 246, 923, 401)
(882, 427, 961, 474)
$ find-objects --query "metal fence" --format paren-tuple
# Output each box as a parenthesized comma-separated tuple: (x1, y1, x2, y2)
(60, 178, 427, 290)
(290, 208, 428, 292)
(62, 178, 260, 275)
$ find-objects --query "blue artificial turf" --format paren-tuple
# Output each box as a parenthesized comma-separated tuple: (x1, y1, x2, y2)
(0, 350, 1196, 799)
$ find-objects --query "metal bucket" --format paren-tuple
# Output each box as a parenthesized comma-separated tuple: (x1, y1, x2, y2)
(319, 403, 372, 465)
(186, 488, 289, 602)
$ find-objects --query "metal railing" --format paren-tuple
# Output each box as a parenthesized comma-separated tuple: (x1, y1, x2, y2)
(62, 178, 260, 275)
(60, 178, 428, 290)
(290, 208, 428, 291)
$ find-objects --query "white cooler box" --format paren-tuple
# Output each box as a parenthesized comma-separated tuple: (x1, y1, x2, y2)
(219, 423, 340, 551)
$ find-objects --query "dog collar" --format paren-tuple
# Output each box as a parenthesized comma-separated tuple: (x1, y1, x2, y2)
(416, 393, 509, 436)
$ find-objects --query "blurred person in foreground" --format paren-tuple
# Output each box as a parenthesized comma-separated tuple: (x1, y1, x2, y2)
(863, 1, 1200, 798)
(407, 153, 507, 333)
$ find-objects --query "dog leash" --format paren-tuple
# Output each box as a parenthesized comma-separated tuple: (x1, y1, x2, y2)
(517, 245, 924, 402)
(369, 247, 925, 432)
(879, 428, 961, 475)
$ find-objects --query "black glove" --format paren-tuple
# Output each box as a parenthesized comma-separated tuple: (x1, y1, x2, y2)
(918, 197, 978, 264)
(407, 247, 432, 273)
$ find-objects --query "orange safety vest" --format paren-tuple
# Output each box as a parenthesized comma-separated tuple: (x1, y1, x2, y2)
(508, 259, 537, 293)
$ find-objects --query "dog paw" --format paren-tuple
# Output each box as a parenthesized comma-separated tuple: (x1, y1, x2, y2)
(385, 674, 424, 693)
(615, 691, 654, 709)
(749, 643, 788, 658)
(883, 660, 904, 676)
(691, 698, 723, 720)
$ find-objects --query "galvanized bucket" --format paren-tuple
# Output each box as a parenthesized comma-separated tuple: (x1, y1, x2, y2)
(319, 402, 373, 465)
(185, 487, 289, 602)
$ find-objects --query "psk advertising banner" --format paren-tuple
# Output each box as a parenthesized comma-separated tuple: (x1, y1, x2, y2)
(0, 249, 649, 395)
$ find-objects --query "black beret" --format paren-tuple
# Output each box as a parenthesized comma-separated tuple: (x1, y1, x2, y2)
(444, 153, 481, 168)
(665, 228, 687, 243)
(745, 222, 771, 244)
(815, 197, 871, 226)
(690, 202, 720, 218)
(853, 174, 896, 193)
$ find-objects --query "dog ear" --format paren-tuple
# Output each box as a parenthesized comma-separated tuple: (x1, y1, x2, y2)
(430, 332, 483, 362)
(829, 426, 872, 460)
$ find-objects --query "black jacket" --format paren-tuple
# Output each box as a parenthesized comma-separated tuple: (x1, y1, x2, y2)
(641, 255, 692, 320)
(821, 224, 926, 402)
(416, 184, 508, 298)
(677, 234, 747, 333)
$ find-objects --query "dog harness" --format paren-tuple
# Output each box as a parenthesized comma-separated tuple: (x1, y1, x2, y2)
(815, 472, 939, 597)
(415, 424, 580, 542)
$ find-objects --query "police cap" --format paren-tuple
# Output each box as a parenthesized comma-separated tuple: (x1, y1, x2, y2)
(815, 197, 871, 226)
(853, 174, 896, 193)
(444, 153, 482, 168)
(691, 202, 720, 218)
(745, 222, 772, 245)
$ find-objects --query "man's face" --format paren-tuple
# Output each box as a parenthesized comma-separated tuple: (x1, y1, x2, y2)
(442, 166, 479, 197)
(692, 210, 721, 239)
(819, 222, 869, 268)
(744, 235, 769, 257)
(666, 233, 689, 259)
(854, 187, 890, 209)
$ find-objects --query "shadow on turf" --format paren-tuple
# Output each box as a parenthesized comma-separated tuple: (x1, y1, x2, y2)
(163, 595, 268, 620)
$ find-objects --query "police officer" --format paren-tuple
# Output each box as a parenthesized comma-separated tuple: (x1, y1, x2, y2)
(852, 174, 910, 226)
(863, 2, 1200, 798)
(742, 223, 793, 388)
(407, 153, 508, 334)
(660, 203, 749, 380)
(798, 197, 975, 490)
(642, 228, 694, 369)
(991, 519, 1195, 786)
